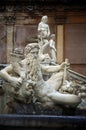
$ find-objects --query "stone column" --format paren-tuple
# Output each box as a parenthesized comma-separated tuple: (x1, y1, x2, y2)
(57, 25, 64, 63)
(6, 25, 14, 63)
(55, 16, 66, 63)
(4, 15, 15, 63)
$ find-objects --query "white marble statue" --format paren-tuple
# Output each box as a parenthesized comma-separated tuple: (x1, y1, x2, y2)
(38, 15, 50, 55)
(49, 34, 57, 64)
(0, 43, 81, 108)
(38, 15, 50, 40)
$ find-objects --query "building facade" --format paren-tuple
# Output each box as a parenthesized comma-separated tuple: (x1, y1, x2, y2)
(0, 0, 86, 75)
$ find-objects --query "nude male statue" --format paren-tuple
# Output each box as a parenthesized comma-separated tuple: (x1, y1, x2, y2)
(0, 43, 81, 109)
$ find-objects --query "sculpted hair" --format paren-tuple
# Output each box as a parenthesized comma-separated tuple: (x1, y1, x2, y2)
(25, 44, 40, 82)
(24, 43, 39, 56)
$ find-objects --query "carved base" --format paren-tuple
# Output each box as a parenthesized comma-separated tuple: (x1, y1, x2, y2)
(2, 98, 86, 116)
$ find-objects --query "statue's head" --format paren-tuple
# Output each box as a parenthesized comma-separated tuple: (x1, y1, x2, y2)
(24, 43, 39, 58)
(50, 34, 55, 38)
(50, 34, 55, 40)
(41, 15, 48, 23)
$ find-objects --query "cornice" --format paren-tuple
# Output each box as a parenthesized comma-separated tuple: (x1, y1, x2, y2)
(0, 5, 86, 13)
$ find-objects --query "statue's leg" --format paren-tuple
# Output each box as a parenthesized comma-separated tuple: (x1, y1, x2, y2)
(47, 91, 81, 106)
(46, 71, 63, 90)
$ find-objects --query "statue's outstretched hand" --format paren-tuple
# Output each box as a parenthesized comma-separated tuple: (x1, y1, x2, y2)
(60, 62, 66, 69)
(60, 61, 70, 70)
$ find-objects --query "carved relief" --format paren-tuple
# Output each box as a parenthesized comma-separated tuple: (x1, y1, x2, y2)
(4, 16, 16, 25)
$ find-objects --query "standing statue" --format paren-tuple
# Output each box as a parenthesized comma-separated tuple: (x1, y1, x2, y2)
(38, 15, 50, 40)
(0, 43, 81, 112)
(49, 34, 57, 65)
(38, 15, 50, 55)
